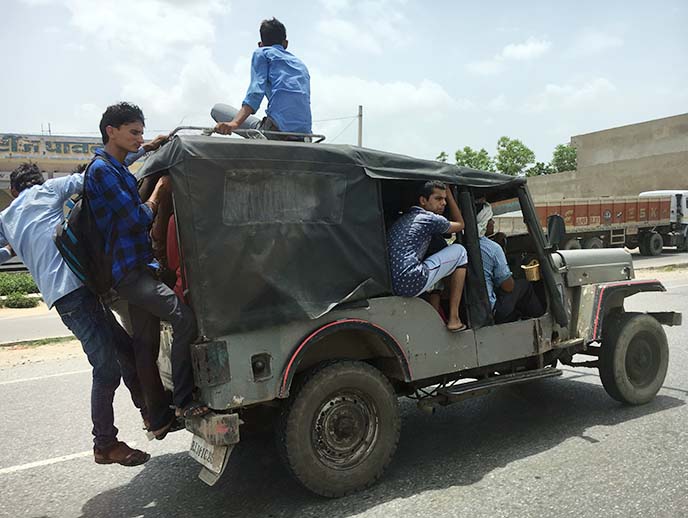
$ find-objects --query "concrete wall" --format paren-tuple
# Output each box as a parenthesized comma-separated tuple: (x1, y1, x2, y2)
(527, 113, 688, 201)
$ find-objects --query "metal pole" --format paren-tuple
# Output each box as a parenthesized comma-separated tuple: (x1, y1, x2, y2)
(357, 105, 363, 147)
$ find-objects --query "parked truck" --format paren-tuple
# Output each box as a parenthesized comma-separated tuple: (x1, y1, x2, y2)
(495, 190, 688, 255)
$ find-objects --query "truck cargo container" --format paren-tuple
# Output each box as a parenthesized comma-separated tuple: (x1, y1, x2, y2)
(494, 190, 688, 255)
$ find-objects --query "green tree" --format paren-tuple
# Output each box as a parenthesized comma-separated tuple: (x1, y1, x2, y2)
(436, 151, 448, 163)
(495, 136, 535, 176)
(551, 143, 577, 172)
(454, 146, 495, 172)
(526, 161, 555, 177)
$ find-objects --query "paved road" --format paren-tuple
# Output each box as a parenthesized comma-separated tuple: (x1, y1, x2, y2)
(630, 247, 688, 269)
(0, 308, 71, 345)
(1, 277, 687, 517)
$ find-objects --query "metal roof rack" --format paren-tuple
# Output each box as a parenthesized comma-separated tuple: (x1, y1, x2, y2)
(168, 126, 326, 143)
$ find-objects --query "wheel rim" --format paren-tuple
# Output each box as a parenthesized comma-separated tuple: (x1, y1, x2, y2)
(625, 333, 660, 388)
(311, 390, 379, 470)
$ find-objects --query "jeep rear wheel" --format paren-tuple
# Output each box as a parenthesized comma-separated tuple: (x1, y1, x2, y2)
(277, 360, 400, 497)
(599, 313, 669, 405)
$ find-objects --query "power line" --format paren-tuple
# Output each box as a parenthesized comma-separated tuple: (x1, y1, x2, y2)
(329, 118, 357, 144)
(312, 115, 359, 123)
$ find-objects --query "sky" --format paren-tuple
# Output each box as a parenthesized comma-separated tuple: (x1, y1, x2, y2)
(1, 0, 687, 163)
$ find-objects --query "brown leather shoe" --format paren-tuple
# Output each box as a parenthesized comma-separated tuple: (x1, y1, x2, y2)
(94, 441, 150, 467)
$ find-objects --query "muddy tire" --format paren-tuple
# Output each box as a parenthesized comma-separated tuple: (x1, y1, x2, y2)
(276, 360, 400, 497)
(599, 313, 669, 405)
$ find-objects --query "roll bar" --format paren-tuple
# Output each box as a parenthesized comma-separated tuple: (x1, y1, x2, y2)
(168, 126, 326, 143)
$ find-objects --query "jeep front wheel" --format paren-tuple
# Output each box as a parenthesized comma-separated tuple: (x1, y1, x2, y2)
(277, 360, 400, 497)
(599, 313, 669, 405)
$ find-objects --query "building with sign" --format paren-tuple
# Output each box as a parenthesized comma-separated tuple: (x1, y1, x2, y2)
(0, 133, 144, 211)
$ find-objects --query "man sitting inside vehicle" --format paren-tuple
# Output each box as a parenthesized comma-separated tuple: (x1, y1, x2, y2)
(477, 202, 545, 324)
(387, 181, 468, 332)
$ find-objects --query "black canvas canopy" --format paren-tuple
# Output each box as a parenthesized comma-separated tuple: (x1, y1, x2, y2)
(137, 136, 524, 337)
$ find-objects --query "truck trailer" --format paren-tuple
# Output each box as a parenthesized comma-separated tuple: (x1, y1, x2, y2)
(495, 190, 688, 255)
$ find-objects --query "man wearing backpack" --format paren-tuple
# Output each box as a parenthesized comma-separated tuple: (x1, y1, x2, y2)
(86, 102, 209, 434)
(0, 163, 151, 466)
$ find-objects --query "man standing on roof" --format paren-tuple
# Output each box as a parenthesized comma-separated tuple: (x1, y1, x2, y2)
(388, 181, 469, 332)
(86, 102, 209, 436)
(214, 17, 312, 136)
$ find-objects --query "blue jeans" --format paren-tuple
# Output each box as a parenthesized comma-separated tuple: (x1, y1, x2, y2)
(115, 268, 197, 419)
(54, 287, 146, 450)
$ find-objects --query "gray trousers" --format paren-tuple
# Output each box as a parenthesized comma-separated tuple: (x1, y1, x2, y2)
(115, 268, 197, 426)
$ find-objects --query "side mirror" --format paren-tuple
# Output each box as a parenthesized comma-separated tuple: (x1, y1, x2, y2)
(546, 214, 566, 250)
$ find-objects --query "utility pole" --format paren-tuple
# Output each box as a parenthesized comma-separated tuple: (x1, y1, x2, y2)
(357, 105, 363, 147)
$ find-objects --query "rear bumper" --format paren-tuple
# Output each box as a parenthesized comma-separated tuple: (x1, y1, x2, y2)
(185, 412, 241, 446)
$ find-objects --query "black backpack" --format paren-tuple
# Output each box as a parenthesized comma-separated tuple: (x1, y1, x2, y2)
(54, 156, 114, 296)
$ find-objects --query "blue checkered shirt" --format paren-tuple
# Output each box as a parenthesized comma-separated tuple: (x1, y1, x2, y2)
(85, 149, 157, 285)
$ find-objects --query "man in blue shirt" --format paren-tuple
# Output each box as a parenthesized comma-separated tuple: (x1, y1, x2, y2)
(477, 203, 544, 323)
(215, 18, 311, 136)
(388, 181, 468, 332)
(0, 163, 150, 466)
(87, 102, 208, 431)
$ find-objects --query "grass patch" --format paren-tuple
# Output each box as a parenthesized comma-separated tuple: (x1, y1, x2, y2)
(0, 335, 75, 348)
(0, 272, 38, 296)
(3, 292, 40, 308)
(657, 264, 688, 272)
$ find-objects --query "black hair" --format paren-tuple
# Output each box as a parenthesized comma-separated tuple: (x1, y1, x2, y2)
(418, 180, 446, 200)
(10, 162, 44, 193)
(260, 18, 287, 46)
(72, 163, 88, 175)
(99, 102, 145, 145)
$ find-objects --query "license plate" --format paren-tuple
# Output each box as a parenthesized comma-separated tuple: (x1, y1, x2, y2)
(189, 435, 228, 474)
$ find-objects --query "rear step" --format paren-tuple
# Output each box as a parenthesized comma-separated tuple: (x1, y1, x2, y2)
(417, 367, 562, 413)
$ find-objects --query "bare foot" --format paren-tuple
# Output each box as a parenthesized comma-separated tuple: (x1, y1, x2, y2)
(446, 320, 467, 332)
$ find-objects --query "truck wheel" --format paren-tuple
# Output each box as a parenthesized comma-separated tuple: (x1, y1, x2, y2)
(277, 360, 400, 497)
(638, 234, 649, 255)
(582, 237, 604, 249)
(562, 238, 581, 250)
(677, 229, 688, 252)
(647, 232, 663, 256)
(599, 313, 668, 405)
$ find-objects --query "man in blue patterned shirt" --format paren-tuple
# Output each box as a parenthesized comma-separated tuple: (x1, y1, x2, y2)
(387, 181, 468, 332)
(215, 18, 311, 136)
(87, 103, 208, 437)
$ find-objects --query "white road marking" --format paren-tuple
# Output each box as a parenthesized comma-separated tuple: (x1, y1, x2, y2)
(0, 369, 90, 386)
(0, 442, 138, 475)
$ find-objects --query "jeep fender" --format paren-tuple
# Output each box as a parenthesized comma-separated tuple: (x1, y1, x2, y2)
(279, 319, 412, 398)
(590, 279, 681, 341)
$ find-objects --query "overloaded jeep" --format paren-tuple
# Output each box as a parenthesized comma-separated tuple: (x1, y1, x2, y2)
(137, 131, 681, 497)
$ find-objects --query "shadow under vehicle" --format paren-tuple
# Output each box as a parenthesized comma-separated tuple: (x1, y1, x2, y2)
(137, 131, 682, 497)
